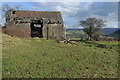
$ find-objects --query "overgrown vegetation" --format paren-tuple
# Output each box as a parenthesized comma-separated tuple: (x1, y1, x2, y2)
(2, 34, 119, 78)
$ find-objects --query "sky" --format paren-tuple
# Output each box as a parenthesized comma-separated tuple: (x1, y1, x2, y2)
(1, 2, 118, 28)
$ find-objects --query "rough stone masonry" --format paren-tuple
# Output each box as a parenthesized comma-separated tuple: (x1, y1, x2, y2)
(3, 10, 65, 39)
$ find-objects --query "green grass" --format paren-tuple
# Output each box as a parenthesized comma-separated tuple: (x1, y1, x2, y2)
(2, 34, 119, 78)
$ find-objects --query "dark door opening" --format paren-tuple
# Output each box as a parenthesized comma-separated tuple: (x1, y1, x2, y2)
(31, 22, 43, 38)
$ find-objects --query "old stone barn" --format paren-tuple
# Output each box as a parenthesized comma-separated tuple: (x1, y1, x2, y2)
(3, 10, 65, 39)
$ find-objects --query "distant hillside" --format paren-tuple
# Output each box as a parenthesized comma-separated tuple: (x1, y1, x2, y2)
(66, 28, 119, 34)
(107, 29, 120, 38)
(102, 28, 119, 34)
(113, 29, 120, 34)
(66, 28, 82, 31)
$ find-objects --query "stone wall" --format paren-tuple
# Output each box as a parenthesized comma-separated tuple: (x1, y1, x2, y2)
(43, 23, 65, 39)
(4, 22, 65, 39)
(3, 23, 31, 38)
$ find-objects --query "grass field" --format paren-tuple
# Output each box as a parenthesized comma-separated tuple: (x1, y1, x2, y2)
(66, 30, 86, 38)
(2, 34, 119, 78)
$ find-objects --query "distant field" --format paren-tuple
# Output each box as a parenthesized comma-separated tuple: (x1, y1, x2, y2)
(66, 30, 86, 38)
(66, 29, 119, 39)
(66, 28, 119, 34)
(2, 34, 119, 78)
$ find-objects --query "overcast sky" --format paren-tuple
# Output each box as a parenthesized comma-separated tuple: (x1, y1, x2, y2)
(2, 2, 118, 28)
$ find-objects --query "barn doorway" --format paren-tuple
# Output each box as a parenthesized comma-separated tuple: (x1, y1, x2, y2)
(30, 22, 43, 38)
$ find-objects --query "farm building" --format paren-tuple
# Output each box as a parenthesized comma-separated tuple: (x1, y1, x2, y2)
(3, 10, 65, 39)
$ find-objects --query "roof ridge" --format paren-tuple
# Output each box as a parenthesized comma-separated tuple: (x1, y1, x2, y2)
(15, 10, 61, 13)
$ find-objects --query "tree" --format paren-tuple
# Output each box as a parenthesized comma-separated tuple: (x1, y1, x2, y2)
(2, 4, 21, 24)
(80, 17, 106, 40)
(2, 4, 21, 13)
(2, 4, 13, 18)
